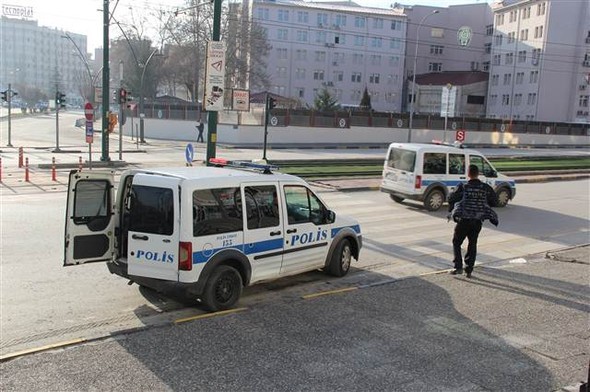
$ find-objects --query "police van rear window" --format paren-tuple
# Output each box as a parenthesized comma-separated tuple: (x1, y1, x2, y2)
(388, 148, 416, 172)
(193, 187, 243, 237)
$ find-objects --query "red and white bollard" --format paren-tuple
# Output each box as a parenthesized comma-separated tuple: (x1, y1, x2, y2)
(25, 157, 30, 182)
(52, 157, 57, 181)
(78, 156, 83, 172)
(18, 147, 24, 168)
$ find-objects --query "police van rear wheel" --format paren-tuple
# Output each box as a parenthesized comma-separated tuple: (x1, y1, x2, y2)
(202, 265, 243, 312)
(424, 189, 444, 211)
(390, 194, 404, 203)
(496, 188, 510, 207)
(327, 239, 352, 277)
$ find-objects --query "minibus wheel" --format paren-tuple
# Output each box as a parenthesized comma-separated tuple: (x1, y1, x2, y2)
(424, 189, 444, 211)
(202, 265, 243, 311)
(496, 188, 510, 207)
(327, 239, 352, 277)
(390, 194, 404, 203)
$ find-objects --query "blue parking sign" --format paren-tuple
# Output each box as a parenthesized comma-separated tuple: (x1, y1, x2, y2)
(185, 143, 194, 165)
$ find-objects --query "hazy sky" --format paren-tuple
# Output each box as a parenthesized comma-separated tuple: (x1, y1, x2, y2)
(2, 0, 492, 52)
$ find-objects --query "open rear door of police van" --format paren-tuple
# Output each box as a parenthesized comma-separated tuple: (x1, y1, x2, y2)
(64, 170, 115, 266)
(126, 174, 180, 282)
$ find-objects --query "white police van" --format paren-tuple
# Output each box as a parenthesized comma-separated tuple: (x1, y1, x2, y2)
(64, 159, 362, 311)
(380, 143, 516, 211)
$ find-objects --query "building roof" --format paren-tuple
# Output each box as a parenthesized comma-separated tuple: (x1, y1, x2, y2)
(413, 71, 489, 86)
(261, 0, 406, 17)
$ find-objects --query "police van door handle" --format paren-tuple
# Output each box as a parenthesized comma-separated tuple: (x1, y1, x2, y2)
(459, 176, 466, 179)
(132, 234, 148, 241)
(270, 230, 282, 236)
(286, 229, 297, 234)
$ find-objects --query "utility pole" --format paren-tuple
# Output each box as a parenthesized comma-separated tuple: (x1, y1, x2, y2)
(101, 0, 110, 161)
(205, 0, 222, 165)
(55, 85, 61, 152)
(118, 60, 123, 161)
(7, 84, 13, 147)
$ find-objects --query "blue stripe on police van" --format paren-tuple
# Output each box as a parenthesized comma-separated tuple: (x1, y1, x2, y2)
(192, 238, 284, 264)
(331, 224, 361, 238)
(421, 180, 463, 187)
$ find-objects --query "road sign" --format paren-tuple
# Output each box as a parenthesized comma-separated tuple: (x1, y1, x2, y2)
(185, 143, 194, 164)
(451, 121, 457, 130)
(455, 129, 465, 142)
(338, 118, 347, 128)
(85, 120, 94, 143)
(397, 119, 403, 128)
(500, 124, 506, 132)
(270, 116, 278, 126)
(84, 102, 94, 121)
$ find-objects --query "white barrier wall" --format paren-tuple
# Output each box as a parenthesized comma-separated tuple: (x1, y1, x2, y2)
(122, 118, 590, 147)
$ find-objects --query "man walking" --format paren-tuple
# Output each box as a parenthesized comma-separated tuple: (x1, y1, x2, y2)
(196, 119, 205, 143)
(448, 164, 499, 278)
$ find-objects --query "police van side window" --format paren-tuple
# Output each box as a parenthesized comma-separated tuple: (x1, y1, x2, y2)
(73, 180, 110, 226)
(423, 153, 446, 174)
(470, 155, 495, 177)
(245, 186, 280, 230)
(388, 148, 416, 172)
(129, 185, 174, 235)
(284, 186, 326, 225)
(193, 188, 243, 237)
(449, 154, 465, 175)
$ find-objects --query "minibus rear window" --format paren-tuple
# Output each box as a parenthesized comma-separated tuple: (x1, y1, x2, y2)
(388, 148, 416, 172)
(129, 185, 174, 235)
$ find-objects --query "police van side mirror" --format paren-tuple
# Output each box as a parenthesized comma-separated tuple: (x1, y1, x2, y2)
(325, 210, 336, 224)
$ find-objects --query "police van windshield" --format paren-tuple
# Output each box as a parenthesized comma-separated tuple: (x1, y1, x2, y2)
(128, 185, 174, 235)
(387, 148, 416, 172)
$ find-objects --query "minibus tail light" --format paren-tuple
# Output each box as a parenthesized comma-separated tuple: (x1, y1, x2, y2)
(179, 242, 192, 271)
(415, 175, 422, 189)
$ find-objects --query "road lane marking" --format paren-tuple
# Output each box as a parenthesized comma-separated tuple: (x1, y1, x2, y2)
(0, 338, 86, 362)
(302, 287, 358, 299)
(173, 307, 248, 324)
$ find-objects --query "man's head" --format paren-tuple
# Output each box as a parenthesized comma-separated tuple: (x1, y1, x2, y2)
(468, 164, 479, 179)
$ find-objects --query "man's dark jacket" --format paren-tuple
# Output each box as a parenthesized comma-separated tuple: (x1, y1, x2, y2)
(448, 179, 499, 226)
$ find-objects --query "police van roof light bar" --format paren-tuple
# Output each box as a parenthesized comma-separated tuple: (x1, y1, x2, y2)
(208, 158, 279, 174)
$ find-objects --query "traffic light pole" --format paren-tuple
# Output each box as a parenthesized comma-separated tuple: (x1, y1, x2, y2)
(263, 93, 269, 161)
(118, 61, 123, 161)
(101, 0, 110, 161)
(7, 83, 13, 147)
(54, 87, 61, 152)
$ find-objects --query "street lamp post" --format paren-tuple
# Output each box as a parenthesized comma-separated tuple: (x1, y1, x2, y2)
(408, 10, 439, 143)
(139, 48, 161, 144)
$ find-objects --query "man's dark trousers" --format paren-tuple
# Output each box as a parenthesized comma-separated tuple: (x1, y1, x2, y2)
(452, 219, 483, 272)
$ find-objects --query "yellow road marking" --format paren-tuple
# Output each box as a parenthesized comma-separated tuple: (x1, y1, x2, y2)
(174, 307, 248, 324)
(0, 338, 86, 362)
(302, 287, 358, 299)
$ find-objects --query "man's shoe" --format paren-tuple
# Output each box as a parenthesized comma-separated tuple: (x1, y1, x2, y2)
(465, 271, 472, 278)
(449, 269, 463, 275)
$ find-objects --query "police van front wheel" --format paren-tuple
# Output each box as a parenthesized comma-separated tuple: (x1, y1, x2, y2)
(496, 188, 510, 207)
(202, 265, 243, 312)
(390, 194, 404, 203)
(424, 189, 445, 211)
(327, 239, 352, 277)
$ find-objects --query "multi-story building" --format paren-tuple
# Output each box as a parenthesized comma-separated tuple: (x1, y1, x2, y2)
(402, 3, 493, 116)
(487, 0, 590, 123)
(0, 15, 88, 104)
(251, 0, 407, 112)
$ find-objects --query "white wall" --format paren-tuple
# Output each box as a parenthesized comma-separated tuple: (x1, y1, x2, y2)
(122, 118, 589, 147)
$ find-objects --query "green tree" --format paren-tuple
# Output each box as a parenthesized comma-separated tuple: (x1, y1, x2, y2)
(359, 87, 372, 111)
(313, 87, 340, 112)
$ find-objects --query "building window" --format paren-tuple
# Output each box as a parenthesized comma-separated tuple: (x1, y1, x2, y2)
(532, 49, 541, 65)
(516, 72, 524, 84)
(484, 43, 492, 54)
(493, 54, 501, 65)
(483, 61, 490, 71)
(371, 37, 382, 48)
(317, 13, 328, 26)
(297, 11, 308, 23)
(369, 73, 380, 84)
(430, 45, 444, 55)
(351, 72, 362, 83)
(508, 32, 516, 43)
(520, 29, 528, 41)
(391, 20, 403, 31)
(509, 10, 517, 23)
(354, 35, 365, 46)
(296, 49, 307, 60)
(502, 94, 510, 105)
(496, 13, 504, 26)
(537, 2, 546, 16)
(518, 50, 527, 62)
(390, 38, 402, 49)
(428, 62, 442, 72)
(503, 73, 512, 85)
(530, 70, 539, 83)
(351, 90, 361, 101)
(315, 31, 327, 43)
(313, 70, 325, 81)
(333, 71, 343, 82)
(296, 88, 305, 98)
(373, 18, 384, 29)
(278, 29, 288, 40)
(505, 53, 514, 64)
(494, 34, 503, 46)
(334, 34, 346, 45)
(354, 16, 366, 28)
(257, 8, 269, 20)
(389, 56, 400, 67)
(523, 7, 531, 19)
(352, 53, 363, 64)
(277, 48, 288, 60)
(514, 93, 522, 106)
(490, 94, 498, 105)
(335, 14, 346, 27)
(486, 24, 494, 35)
(278, 10, 289, 22)
(295, 68, 306, 80)
(579, 95, 589, 107)
(534, 26, 544, 39)
(527, 93, 537, 105)
(370, 55, 382, 65)
(314, 51, 326, 62)
(296, 30, 308, 42)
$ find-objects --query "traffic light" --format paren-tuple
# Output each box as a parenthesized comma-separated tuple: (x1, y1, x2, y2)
(118, 88, 127, 104)
(55, 91, 66, 108)
(268, 96, 276, 110)
(1, 90, 7, 102)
